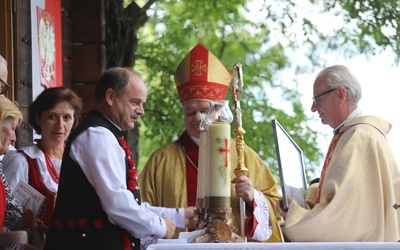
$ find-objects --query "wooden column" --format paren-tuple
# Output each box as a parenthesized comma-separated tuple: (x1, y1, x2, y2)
(70, 0, 105, 116)
(14, 0, 33, 147)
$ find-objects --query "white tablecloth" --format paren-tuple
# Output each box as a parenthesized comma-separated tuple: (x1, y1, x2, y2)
(147, 242, 400, 250)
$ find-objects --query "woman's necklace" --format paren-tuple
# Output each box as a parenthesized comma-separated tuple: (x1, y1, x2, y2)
(176, 140, 198, 171)
(36, 140, 60, 184)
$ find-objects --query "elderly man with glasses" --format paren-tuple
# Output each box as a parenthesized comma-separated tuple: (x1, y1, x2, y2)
(278, 65, 400, 242)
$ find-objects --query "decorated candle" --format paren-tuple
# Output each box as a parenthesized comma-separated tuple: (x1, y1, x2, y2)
(205, 122, 231, 198)
(203, 100, 233, 209)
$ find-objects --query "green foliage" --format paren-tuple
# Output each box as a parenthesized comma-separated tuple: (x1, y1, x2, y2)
(128, 0, 399, 182)
(301, 0, 400, 63)
(134, 0, 323, 181)
(325, 0, 400, 60)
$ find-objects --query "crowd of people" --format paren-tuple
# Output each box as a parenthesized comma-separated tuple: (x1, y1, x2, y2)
(0, 42, 399, 250)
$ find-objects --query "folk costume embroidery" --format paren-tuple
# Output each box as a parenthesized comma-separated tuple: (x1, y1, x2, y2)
(18, 141, 61, 228)
(118, 136, 140, 250)
(118, 137, 138, 192)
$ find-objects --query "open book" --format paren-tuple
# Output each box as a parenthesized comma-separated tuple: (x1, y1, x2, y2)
(12, 180, 46, 220)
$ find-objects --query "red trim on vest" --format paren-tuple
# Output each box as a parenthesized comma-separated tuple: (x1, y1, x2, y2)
(24, 153, 56, 228)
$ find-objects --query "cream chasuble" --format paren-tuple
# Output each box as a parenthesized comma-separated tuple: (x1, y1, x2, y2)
(284, 115, 400, 242)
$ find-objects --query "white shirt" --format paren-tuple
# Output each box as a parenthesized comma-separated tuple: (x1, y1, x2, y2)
(70, 126, 185, 239)
(2, 144, 60, 193)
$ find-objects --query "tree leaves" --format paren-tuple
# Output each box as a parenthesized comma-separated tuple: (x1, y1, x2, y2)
(134, 0, 323, 180)
(120, 0, 399, 181)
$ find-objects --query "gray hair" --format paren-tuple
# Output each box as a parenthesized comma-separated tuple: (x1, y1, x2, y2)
(316, 65, 362, 102)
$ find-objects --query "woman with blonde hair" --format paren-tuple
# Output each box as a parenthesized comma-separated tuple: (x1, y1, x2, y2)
(0, 95, 24, 237)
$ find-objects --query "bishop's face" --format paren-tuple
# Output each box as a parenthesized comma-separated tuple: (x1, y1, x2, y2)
(183, 100, 210, 139)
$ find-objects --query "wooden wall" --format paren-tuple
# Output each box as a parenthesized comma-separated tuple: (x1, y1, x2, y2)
(70, 0, 105, 116)
(2, 0, 105, 147)
(0, 0, 14, 100)
(14, 0, 33, 147)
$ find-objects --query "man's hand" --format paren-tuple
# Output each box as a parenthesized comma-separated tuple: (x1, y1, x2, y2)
(163, 219, 176, 239)
(276, 200, 288, 220)
(184, 206, 198, 229)
(231, 176, 254, 203)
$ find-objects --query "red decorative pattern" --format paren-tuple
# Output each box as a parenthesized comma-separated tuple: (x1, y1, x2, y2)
(78, 218, 88, 229)
(93, 218, 103, 229)
(53, 217, 105, 230)
(123, 231, 132, 250)
(219, 138, 230, 168)
(119, 136, 138, 249)
(118, 137, 138, 191)
(128, 170, 137, 180)
(53, 219, 63, 229)
(177, 82, 229, 104)
(174, 44, 231, 104)
(315, 130, 345, 204)
(67, 218, 77, 228)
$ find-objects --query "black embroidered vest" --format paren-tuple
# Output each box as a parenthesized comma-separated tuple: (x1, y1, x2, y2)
(44, 110, 140, 250)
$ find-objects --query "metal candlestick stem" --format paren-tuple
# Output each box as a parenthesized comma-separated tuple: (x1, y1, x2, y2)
(232, 63, 248, 241)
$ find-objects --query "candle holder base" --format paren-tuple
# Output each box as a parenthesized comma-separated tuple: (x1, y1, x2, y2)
(195, 207, 245, 243)
(194, 208, 207, 230)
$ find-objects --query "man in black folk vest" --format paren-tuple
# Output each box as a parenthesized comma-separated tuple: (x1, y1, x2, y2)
(45, 67, 197, 250)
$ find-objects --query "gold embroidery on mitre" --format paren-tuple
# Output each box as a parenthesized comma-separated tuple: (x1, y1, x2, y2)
(214, 88, 222, 95)
(194, 89, 203, 97)
(179, 86, 226, 101)
(200, 86, 211, 92)
(174, 44, 232, 103)
(208, 93, 217, 100)
(187, 86, 195, 93)
(191, 60, 207, 76)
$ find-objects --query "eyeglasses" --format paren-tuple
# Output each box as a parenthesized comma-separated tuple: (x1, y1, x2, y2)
(312, 87, 338, 103)
(0, 78, 10, 95)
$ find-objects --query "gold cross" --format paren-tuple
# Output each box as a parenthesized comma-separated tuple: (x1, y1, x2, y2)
(191, 60, 206, 76)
